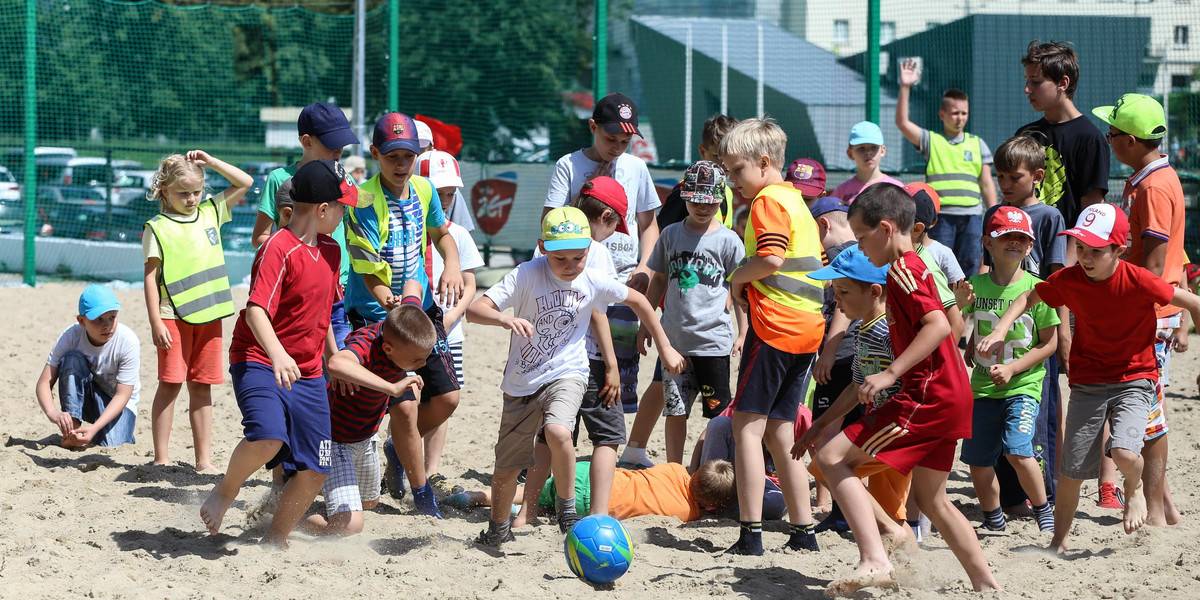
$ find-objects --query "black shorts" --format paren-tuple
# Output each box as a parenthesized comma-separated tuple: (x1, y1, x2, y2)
(663, 355, 732, 419)
(538, 360, 627, 447)
(811, 361, 861, 428)
(733, 322, 814, 421)
(378, 305, 460, 407)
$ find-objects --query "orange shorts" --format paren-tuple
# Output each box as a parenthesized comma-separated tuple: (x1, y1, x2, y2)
(157, 319, 224, 385)
(809, 457, 912, 521)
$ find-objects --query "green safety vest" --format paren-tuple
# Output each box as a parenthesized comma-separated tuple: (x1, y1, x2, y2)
(146, 199, 235, 325)
(926, 132, 983, 208)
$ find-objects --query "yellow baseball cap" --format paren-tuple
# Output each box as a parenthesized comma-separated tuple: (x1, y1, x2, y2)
(1092, 93, 1166, 140)
(541, 207, 592, 251)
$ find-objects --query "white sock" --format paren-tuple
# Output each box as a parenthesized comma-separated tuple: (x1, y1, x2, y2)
(620, 445, 650, 466)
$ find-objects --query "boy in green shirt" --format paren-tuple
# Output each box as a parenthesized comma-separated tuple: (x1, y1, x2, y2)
(956, 206, 1059, 533)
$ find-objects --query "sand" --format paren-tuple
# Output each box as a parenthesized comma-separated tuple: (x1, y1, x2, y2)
(3, 281, 1200, 599)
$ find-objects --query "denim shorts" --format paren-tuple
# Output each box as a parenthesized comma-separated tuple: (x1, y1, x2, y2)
(960, 395, 1040, 467)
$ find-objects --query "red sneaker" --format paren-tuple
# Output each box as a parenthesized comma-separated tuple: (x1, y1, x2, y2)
(1097, 482, 1125, 509)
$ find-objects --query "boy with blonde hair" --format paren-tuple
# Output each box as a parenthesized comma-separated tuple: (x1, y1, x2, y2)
(722, 118, 823, 554)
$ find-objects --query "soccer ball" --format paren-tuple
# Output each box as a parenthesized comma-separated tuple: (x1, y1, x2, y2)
(564, 515, 633, 584)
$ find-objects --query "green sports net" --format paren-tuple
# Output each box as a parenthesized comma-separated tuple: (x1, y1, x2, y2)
(1, 0, 1197, 284)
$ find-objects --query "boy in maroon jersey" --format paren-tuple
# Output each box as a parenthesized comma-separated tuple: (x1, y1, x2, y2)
(814, 183, 998, 595)
(200, 159, 371, 548)
(301, 304, 435, 535)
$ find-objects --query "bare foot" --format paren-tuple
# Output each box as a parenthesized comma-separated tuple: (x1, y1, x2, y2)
(882, 529, 918, 559)
(1048, 536, 1068, 555)
(200, 485, 235, 535)
(151, 459, 169, 466)
(60, 436, 86, 449)
(259, 534, 289, 550)
(1123, 483, 1148, 534)
(826, 566, 896, 597)
(972, 576, 1002, 592)
(195, 464, 221, 475)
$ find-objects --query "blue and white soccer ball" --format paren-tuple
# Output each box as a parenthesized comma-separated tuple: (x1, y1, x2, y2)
(564, 514, 633, 584)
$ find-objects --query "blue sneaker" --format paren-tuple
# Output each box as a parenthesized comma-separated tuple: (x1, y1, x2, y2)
(383, 438, 407, 500)
(412, 483, 443, 519)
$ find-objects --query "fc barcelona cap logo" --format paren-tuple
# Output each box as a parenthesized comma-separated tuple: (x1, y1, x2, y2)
(392, 121, 405, 135)
(793, 163, 814, 180)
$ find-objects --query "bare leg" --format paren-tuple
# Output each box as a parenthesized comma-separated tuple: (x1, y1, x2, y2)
(187, 382, 214, 472)
(1142, 434, 1169, 526)
(262, 469, 327, 547)
(150, 381, 183, 465)
(514, 442, 551, 528)
(388, 400, 427, 489)
(664, 415, 688, 464)
(625, 381, 664, 454)
(911, 467, 1000, 591)
(544, 423, 578, 503)
(816, 434, 895, 595)
(589, 444, 618, 516)
(1049, 475, 1083, 553)
(424, 420, 450, 476)
(970, 465, 1000, 511)
(764, 417, 813, 527)
(1164, 477, 1181, 525)
(687, 427, 708, 474)
(1098, 423, 1119, 493)
(300, 508, 365, 536)
(1110, 448, 1147, 534)
(489, 469, 522, 524)
(417, 391, 459, 437)
(200, 437, 283, 534)
(732, 411, 768, 521)
(1008, 455, 1048, 507)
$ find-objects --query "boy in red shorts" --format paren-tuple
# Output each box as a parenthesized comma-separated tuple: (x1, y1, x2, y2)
(816, 183, 999, 595)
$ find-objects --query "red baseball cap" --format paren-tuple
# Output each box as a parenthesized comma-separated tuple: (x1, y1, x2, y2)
(1186, 263, 1200, 283)
(785, 158, 826, 196)
(903, 182, 941, 228)
(1058, 203, 1129, 247)
(987, 206, 1035, 239)
(579, 176, 629, 235)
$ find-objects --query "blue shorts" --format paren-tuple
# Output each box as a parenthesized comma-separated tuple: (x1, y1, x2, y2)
(733, 321, 814, 421)
(960, 395, 1039, 466)
(231, 362, 332, 474)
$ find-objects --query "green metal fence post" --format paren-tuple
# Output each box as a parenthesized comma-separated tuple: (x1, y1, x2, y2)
(594, 0, 607, 100)
(865, 0, 880, 124)
(388, 0, 399, 112)
(23, 0, 37, 285)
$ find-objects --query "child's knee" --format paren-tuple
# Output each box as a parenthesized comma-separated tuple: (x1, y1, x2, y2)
(543, 423, 572, 444)
(432, 391, 460, 412)
(390, 401, 419, 425)
(362, 498, 379, 511)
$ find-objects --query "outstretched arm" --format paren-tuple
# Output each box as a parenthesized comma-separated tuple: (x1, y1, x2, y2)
(977, 288, 1041, 360)
(466, 296, 533, 337)
(894, 57, 924, 148)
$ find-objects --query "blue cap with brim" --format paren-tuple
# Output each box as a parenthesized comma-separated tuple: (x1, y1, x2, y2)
(808, 245, 889, 285)
(78, 284, 121, 320)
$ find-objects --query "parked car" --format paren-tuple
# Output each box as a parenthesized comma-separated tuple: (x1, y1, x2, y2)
(117, 169, 158, 206)
(0, 146, 78, 182)
(42, 186, 157, 243)
(0, 196, 51, 236)
(0, 166, 18, 202)
(221, 202, 259, 252)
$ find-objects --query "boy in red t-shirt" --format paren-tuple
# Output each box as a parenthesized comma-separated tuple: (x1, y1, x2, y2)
(818, 184, 998, 595)
(979, 204, 1200, 553)
(1095, 93, 1184, 527)
(200, 159, 371, 548)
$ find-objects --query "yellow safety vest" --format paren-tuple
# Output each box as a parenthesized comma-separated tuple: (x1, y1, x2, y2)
(926, 132, 983, 208)
(146, 199, 234, 324)
(742, 185, 825, 314)
(344, 173, 435, 288)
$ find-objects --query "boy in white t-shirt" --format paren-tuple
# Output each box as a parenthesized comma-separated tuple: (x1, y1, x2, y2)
(543, 92, 662, 413)
(35, 285, 141, 448)
(466, 207, 685, 548)
(421, 151, 485, 494)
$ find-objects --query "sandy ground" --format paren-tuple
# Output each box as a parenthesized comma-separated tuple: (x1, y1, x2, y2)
(3, 281, 1200, 599)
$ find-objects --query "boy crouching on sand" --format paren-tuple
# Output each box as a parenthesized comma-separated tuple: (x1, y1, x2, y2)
(301, 305, 433, 535)
(201, 159, 371, 548)
(466, 207, 685, 548)
(978, 204, 1200, 553)
(817, 184, 998, 595)
(36, 285, 140, 448)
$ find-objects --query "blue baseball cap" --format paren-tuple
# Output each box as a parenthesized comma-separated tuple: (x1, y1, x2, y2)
(297, 102, 359, 150)
(373, 112, 421, 155)
(808, 245, 889, 285)
(848, 121, 884, 146)
(809, 196, 848, 218)
(78, 284, 121, 319)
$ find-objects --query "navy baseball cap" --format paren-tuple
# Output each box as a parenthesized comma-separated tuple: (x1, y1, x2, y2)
(593, 93, 642, 137)
(291, 159, 372, 209)
(809, 196, 848, 218)
(373, 112, 421, 155)
(297, 102, 359, 150)
(808, 245, 889, 285)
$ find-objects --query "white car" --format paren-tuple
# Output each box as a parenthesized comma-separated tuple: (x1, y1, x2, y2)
(0, 166, 18, 202)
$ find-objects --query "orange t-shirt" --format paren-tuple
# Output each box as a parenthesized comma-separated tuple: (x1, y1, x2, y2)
(608, 463, 701, 522)
(1123, 156, 1184, 319)
(746, 185, 825, 354)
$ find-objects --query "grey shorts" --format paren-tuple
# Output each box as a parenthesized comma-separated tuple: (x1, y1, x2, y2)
(321, 437, 381, 516)
(495, 378, 586, 472)
(1061, 379, 1155, 480)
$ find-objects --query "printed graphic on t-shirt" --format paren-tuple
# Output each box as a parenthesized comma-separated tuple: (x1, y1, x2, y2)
(668, 250, 725, 293)
(1038, 145, 1067, 208)
(382, 195, 426, 294)
(517, 289, 589, 374)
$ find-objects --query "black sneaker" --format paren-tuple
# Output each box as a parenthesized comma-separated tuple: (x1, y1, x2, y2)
(428, 472, 465, 495)
(475, 527, 515, 548)
(558, 511, 581, 534)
